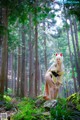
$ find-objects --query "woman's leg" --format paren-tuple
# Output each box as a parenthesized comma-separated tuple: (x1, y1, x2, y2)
(44, 72, 55, 100)
(54, 86, 59, 99)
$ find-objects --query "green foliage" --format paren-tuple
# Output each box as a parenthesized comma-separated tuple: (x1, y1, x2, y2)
(13, 98, 45, 120)
(0, 94, 3, 100)
(51, 99, 80, 120)
(0, 0, 18, 8)
(5, 102, 13, 110)
(4, 88, 13, 95)
(51, 99, 70, 120)
(0, 94, 13, 110)
(67, 93, 80, 111)
(64, 0, 80, 21)
(3, 95, 12, 102)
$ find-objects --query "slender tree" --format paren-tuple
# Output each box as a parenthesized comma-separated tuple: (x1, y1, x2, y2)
(29, 13, 34, 97)
(20, 25, 26, 97)
(34, 0, 39, 97)
(0, 8, 8, 97)
(66, 26, 77, 92)
(69, 16, 80, 89)
(43, 22, 48, 71)
(73, 16, 80, 66)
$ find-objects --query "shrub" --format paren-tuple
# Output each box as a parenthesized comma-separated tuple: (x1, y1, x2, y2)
(50, 98, 72, 120)
(13, 98, 46, 120)
(5, 102, 13, 110)
(4, 95, 12, 102)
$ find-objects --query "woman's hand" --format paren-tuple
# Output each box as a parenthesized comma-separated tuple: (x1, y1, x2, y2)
(57, 71, 64, 76)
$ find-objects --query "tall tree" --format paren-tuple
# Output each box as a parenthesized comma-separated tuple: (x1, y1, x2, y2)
(37, 59, 41, 95)
(34, 0, 39, 97)
(0, 8, 8, 97)
(20, 25, 26, 97)
(69, 16, 80, 89)
(0, 7, 3, 45)
(17, 42, 22, 96)
(73, 16, 80, 66)
(66, 26, 77, 92)
(43, 22, 48, 71)
(28, 13, 34, 97)
(35, 24, 38, 96)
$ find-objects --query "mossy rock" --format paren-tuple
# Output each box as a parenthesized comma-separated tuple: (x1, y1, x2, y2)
(67, 93, 80, 111)
(43, 100, 57, 111)
(67, 93, 77, 102)
(35, 95, 46, 107)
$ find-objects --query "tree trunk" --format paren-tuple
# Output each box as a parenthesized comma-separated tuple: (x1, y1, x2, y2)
(37, 59, 41, 95)
(66, 81, 69, 97)
(64, 6, 78, 92)
(12, 51, 16, 95)
(10, 50, 17, 96)
(34, 0, 39, 97)
(24, 67, 28, 97)
(17, 46, 21, 96)
(0, 8, 8, 97)
(69, 16, 80, 89)
(73, 16, 80, 67)
(5, 49, 8, 92)
(20, 25, 26, 97)
(66, 26, 77, 92)
(29, 13, 34, 97)
(29, 41, 34, 97)
(0, 7, 3, 45)
(24, 36, 28, 97)
(35, 23, 38, 97)
(0, 47, 2, 74)
(43, 22, 47, 71)
(11, 52, 14, 95)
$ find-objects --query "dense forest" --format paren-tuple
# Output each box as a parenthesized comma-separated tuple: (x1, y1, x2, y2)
(0, 0, 80, 120)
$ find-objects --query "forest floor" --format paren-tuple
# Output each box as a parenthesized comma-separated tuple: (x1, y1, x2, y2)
(0, 93, 80, 120)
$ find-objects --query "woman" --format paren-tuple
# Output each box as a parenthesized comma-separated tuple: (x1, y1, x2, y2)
(43, 53, 64, 100)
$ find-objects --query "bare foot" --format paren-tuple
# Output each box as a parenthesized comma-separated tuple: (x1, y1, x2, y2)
(43, 96, 50, 100)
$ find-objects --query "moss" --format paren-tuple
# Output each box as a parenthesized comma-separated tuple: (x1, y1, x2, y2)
(4, 95, 12, 102)
(67, 93, 80, 111)
(67, 93, 77, 102)
(35, 95, 46, 107)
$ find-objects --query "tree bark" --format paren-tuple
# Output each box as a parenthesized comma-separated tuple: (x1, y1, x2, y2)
(17, 46, 21, 96)
(0, 47, 2, 74)
(73, 16, 80, 67)
(35, 24, 38, 97)
(37, 59, 41, 95)
(66, 26, 77, 92)
(11, 52, 14, 95)
(0, 7, 3, 45)
(64, 6, 78, 93)
(29, 13, 34, 97)
(5, 50, 8, 92)
(69, 16, 80, 89)
(20, 25, 26, 97)
(0, 8, 8, 97)
(43, 22, 47, 71)
(34, 0, 39, 97)
(14, 51, 17, 95)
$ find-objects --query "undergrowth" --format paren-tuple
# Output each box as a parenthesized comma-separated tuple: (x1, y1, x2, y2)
(51, 96, 80, 120)
(12, 98, 46, 120)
